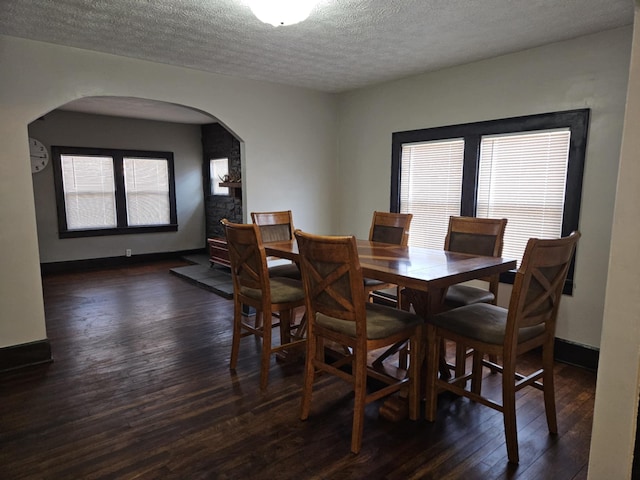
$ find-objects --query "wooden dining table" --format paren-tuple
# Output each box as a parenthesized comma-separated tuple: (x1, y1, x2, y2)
(264, 238, 517, 418)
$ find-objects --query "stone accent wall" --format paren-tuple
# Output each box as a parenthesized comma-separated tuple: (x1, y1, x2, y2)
(201, 123, 242, 239)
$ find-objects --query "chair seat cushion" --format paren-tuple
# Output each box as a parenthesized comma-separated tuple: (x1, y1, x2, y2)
(445, 284, 495, 308)
(267, 262, 301, 280)
(240, 277, 305, 304)
(363, 277, 386, 287)
(317, 303, 423, 340)
(429, 303, 545, 345)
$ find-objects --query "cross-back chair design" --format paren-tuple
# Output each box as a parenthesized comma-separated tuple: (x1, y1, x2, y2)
(222, 219, 306, 390)
(443, 216, 508, 375)
(424, 231, 580, 464)
(364, 211, 413, 305)
(251, 210, 301, 280)
(295, 230, 424, 454)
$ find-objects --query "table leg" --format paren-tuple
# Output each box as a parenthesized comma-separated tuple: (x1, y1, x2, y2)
(403, 287, 450, 379)
(378, 286, 449, 421)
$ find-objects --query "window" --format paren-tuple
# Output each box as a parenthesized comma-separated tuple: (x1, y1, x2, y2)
(52, 146, 177, 238)
(391, 109, 589, 294)
(210, 158, 229, 196)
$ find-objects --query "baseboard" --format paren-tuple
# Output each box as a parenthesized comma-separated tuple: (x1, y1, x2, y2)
(40, 248, 207, 275)
(0, 340, 52, 372)
(554, 338, 599, 371)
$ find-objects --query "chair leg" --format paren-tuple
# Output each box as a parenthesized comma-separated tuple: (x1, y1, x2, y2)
(300, 331, 318, 421)
(408, 326, 422, 421)
(455, 343, 467, 379)
(471, 349, 484, 395)
(260, 309, 273, 390)
(279, 309, 292, 345)
(542, 343, 558, 434)
(488, 354, 500, 373)
(351, 347, 367, 454)
(230, 299, 243, 370)
(425, 324, 440, 422)
(502, 359, 519, 464)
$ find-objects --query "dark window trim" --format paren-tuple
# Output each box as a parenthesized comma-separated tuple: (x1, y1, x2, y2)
(390, 109, 589, 295)
(52, 146, 178, 239)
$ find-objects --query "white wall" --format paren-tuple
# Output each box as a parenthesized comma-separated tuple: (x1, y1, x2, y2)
(0, 34, 337, 348)
(29, 110, 205, 262)
(588, 6, 640, 478)
(335, 27, 632, 349)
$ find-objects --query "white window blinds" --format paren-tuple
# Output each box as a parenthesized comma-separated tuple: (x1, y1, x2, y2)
(400, 139, 464, 248)
(60, 155, 117, 230)
(124, 157, 171, 226)
(477, 129, 571, 265)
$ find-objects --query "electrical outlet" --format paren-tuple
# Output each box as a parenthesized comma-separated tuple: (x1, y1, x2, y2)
(126, 249, 132, 257)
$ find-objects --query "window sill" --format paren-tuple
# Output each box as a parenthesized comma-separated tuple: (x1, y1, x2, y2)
(59, 224, 178, 239)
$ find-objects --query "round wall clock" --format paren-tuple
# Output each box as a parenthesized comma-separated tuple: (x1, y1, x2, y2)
(29, 137, 49, 173)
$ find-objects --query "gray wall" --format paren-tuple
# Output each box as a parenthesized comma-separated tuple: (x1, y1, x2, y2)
(335, 26, 632, 350)
(0, 34, 337, 348)
(28, 110, 206, 263)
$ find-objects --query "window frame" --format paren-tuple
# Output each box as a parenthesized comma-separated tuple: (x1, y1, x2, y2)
(52, 146, 178, 238)
(390, 109, 589, 294)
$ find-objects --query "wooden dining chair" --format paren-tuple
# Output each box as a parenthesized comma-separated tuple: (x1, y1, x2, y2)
(424, 231, 580, 464)
(222, 219, 306, 390)
(443, 216, 508, 375)
(251, 210, 301, 280)
(389, 215, 507, 371)
(295, 229, 424, 454)
(364, 211, 413, 306)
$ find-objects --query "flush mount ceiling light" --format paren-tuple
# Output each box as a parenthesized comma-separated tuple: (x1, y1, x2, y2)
(248, 0, 318, 27)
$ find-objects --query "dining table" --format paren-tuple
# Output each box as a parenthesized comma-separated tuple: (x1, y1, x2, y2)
(264, 238, 517, 419)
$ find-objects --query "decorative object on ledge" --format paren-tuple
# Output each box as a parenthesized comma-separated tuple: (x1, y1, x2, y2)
(219, 170, 242, 198)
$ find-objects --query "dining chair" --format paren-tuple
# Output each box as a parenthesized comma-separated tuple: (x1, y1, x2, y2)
(364, 211, 413, 306)
(222, 219, 306, 390)
(295, 229, 424, 454)
(251, 210, 301, 280)
(385, 215, 507, 371)
(443, 216, 508, 375)
(424, 231, 580, 464)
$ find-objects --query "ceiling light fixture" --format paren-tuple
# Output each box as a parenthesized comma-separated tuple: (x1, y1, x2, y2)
(248, 0, 318, 27)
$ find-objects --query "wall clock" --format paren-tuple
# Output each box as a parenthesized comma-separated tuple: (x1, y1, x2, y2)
(29, 137, 49, 173)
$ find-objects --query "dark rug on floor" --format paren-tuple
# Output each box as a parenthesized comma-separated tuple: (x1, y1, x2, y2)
(169, 254, 233, 299)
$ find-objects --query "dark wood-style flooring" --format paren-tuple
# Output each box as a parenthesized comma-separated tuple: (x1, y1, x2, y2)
(0, 260, 596, 479)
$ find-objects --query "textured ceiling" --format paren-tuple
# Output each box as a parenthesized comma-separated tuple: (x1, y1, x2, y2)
(1, 0, 633, 122)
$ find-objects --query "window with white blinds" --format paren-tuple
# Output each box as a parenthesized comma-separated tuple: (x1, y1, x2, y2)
(210, 158, 229, 196)
(61, 155, 117, 230)
(391, 109, 588, 294)
(52, 146, 177, 238)
(477, 129, 571, 266)
(400, 139, 464, 249)
(124, 157, 171, 226)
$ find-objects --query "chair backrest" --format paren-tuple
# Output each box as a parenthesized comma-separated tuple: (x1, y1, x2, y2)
(295, 230, 367, 337)
(251, 210, 295, 243)
(505, 231, 580, 346)
(445, 216, 507, 257)
(445, 216, 508, 298)
(222, 219, 270, 295)
(369, 211, 413, 246)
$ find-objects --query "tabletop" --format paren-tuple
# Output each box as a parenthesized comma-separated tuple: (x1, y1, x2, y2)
(264, 238, 517, 293)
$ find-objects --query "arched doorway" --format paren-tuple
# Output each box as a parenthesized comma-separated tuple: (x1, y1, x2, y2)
(27, 96, 243, 269)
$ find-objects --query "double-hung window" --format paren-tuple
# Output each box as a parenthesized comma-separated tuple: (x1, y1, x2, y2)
(52, 146, 178, 238)
(391, 109, 589, 293)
